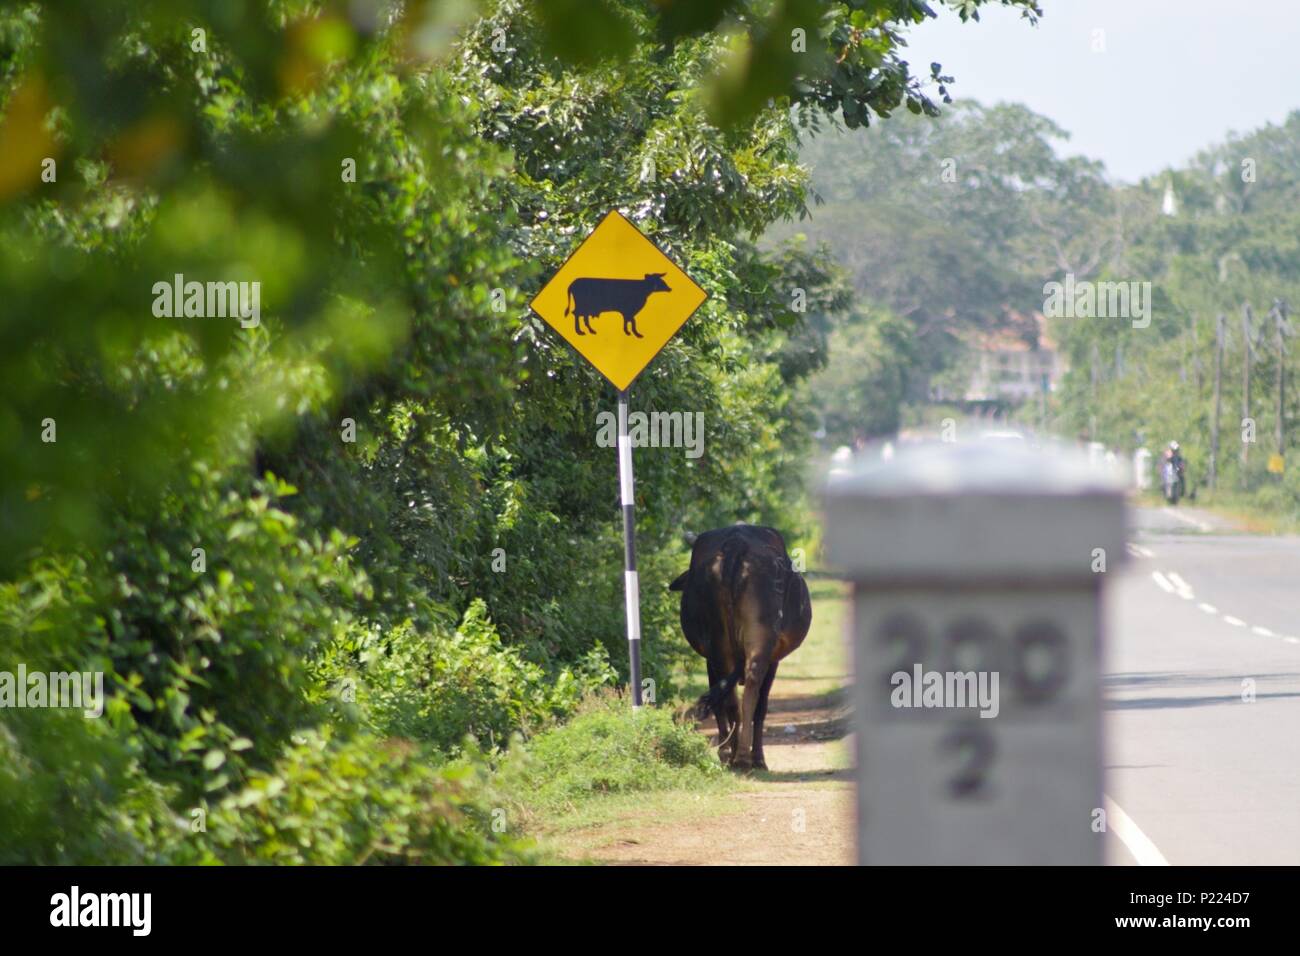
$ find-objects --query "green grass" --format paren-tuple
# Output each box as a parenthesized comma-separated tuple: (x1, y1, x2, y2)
(1194, 492, 1300, 534)
(1138, 488, 1300, 534)
(495, 692, 732, 844)
(519, 788, 745, 861)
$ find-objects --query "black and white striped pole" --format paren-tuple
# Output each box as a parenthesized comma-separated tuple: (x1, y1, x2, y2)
(617, 389, 644, 708)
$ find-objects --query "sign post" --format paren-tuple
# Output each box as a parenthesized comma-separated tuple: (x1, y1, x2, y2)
(530, 210, 708, 709)
(823, 441, 1127, 864)
(617, 389, 643, 706)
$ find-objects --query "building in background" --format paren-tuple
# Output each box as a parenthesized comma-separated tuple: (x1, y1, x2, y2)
(962, 310, 1065, 409)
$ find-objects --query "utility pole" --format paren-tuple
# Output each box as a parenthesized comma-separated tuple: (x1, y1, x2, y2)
(1187, 313, 1203, 393)
(616, 390, 643, 708)
(1242, 303, 1256, 484)
(1273, 299, 1292, 465)
(1089, 342, 1099, 440)
(1209, 313, 1224, 489)
(1181, 314, 1190, 384)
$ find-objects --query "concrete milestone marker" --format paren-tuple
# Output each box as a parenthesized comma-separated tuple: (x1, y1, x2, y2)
(823, 441, 1128, 865)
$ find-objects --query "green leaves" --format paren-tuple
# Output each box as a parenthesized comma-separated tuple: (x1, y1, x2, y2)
(533, 0, 639, 65)
(518, 0, 1042, 131)
(316, 602, 617, 754)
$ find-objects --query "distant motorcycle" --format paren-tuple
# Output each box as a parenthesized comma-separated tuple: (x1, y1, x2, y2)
(1161, 459, 1184, 505)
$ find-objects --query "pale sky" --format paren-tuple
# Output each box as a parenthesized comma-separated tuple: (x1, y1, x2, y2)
(905, 0, 1300, 183)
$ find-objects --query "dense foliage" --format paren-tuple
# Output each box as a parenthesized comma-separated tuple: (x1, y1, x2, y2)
(0, 0, 1025, 863)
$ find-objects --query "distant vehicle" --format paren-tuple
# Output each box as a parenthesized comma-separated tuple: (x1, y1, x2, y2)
(1161, 441, 1187, 504)
(980, 430, 1026, 442)
(827, 444, 853, 479)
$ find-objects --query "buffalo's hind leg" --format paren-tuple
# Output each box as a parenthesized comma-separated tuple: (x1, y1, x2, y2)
(702, 660, 736, 765)
(574, 311, 585, 336)
(732, 654, 771, 772)
(752, 662, 778, 771)
(584, 314, 596, 334)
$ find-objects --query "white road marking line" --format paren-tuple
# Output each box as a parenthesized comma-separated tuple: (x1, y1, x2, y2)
(1151, 569, 1193, 598)
(1285, 637, 1300, 645)
(1104, 796, 1170, 866)
(1151, 571, 1176, 593)
(1127, 543, 1154, 558)
(1161, 507, 1212, 532)
(1148, 568, 1281, 641)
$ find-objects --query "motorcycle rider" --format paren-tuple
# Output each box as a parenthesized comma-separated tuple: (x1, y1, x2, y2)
(1163, 441, 1187, 500)
(1167, 441, 1186, 477)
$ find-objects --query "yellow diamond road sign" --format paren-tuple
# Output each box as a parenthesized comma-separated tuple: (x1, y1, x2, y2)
(530, 210, 708, 392)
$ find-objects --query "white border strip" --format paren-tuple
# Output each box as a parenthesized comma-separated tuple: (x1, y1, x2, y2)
(618, 434, 634, 505)
(1104, 795, 1170, 866)
(623, 570, 641, 642)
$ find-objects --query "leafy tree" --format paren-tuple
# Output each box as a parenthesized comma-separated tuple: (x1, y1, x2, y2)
(779, 101, 1122, 397)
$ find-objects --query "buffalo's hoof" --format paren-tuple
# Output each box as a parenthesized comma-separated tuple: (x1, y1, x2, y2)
(731, 755, 753, 772)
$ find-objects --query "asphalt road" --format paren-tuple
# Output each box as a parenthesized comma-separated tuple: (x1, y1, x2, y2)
(1103, 503, 1300, 865)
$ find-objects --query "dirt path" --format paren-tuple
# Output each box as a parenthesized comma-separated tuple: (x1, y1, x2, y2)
(569, 581, 856, 865)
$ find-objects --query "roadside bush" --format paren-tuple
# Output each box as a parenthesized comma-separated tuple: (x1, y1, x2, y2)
(497, 693, 726, 821)
(0, 721, 531, 865)
(313, 599, 616, 753)
(189, 729, 532, 866)
(99, 468, 370, 796)
(0, 709, 168, 864)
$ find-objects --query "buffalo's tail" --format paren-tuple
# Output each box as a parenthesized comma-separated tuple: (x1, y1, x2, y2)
(695, 662, 744, 723)
(721, 536, 750, 608)
(564, 288, 572, 316)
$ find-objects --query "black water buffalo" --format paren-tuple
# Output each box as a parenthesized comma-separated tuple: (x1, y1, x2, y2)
(565, 273, 671, 338)
(668, 525, 812, 770)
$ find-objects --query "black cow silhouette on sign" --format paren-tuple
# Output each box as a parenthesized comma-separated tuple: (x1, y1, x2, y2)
(564, 273, 671, 338)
